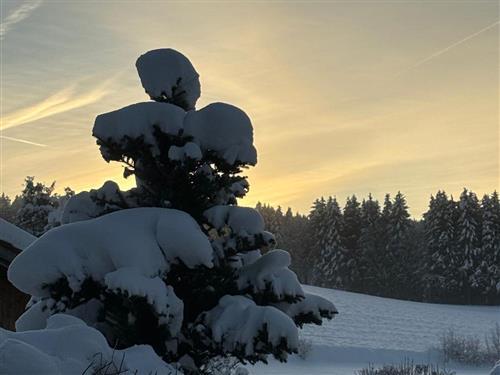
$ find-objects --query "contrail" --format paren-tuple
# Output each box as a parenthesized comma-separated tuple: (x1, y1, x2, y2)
(0, 0, 43, 40)
(397, 19, 499, 76)
(1, 78, 115, 131)
(0, 135, 47, 147)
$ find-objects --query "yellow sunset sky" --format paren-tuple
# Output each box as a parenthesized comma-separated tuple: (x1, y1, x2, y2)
(1, 0, 498, 217)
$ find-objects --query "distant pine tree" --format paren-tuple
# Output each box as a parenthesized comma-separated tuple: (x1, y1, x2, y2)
(308, 197, 327, 284)
(0, 193, 16, 223)
(316, 197, 343, 287)
(376, 194, 393, 293)
(339, 195, 363, 291)
(456, 188, 482, 303)
(422, 191, 457, 302)
(475, 192, 500, 303)
(359, 194, 382, 295)
(279, 208, 310, 283)
(385, 192, 411, 298)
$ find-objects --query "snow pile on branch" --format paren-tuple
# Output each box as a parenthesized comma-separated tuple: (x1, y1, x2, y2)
(0, 314, 179, 375)
(184, 103, 257, 165)
(93, 102, 185, 159)
(94, 102, 257, 166)
(0, 218, 36, 250)
(204, 206, 275, 257)
(136, 48, 200, 110)
(61, 181, 140, 224)
(168, 142, 202, 162)
(238, 250, 304, 302)
(274, 293, 338, 326)
(204, 206, 264, 235)
(199, 295, 298, 360)
(104, 267, 183, 333)
(9, 208, 213, 298)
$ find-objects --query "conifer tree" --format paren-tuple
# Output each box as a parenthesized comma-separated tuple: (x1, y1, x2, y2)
(279, 208, 309, 282)
(14, 177, 58, 236)
(422, 191, 457, 302)
(385, 192, 411, 298)
(316, 197, 343, 287)
(308, 197, 327, 283)
(338, 195, 362, 291)
(8, 49, 336, 373)
(0, 193, 16, 223)
(456, 188, 482, 303)
(359, 194, 381, 295)
(475, 192, 500, 303)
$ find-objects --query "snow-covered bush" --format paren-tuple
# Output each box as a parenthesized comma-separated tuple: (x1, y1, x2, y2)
(6, 48, 337, 374)
(440, 325, 500, 365)
(356, 360, 455, 375)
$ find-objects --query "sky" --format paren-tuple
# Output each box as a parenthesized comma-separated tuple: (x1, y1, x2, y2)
(0, 0, 498, 217)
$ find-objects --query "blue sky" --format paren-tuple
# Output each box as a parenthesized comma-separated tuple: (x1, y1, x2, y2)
(1, 0, 498, 216)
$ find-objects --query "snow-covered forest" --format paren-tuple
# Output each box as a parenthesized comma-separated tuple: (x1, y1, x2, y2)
(259, 191, 500, 305)
(3, 180, 498, 306)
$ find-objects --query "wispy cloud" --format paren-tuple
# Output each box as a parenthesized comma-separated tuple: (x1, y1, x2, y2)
(397, 19, 499, 76)
(0, 0, 42, 40)
(0, 135, 46, 147)
(1, 81, 112, 131)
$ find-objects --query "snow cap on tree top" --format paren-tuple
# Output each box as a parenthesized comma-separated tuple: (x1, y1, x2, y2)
(136, 49, 201, 110)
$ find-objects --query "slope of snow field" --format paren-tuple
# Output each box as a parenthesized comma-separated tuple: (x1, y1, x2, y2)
(249, 285, 500, 375)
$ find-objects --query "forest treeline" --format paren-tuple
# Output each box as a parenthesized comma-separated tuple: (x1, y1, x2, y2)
(256, 190, 500, 305)
(1, 177, 499, 305)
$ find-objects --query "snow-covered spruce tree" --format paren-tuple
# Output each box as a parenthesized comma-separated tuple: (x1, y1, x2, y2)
(456, 188, 482, 303)
(421, 191, 458, 302)
(384, 192, 412, 298)
(7, 49, 337, 373)
(308, 197, 327, 284)
(0, 193, 16, 222)
(315, 197, 343, 288)
(474, 192, 500, 304)
(359, 194, 382, 295)
(338, 195, 363, 291)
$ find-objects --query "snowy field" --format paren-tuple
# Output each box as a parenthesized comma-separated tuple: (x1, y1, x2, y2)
(249, 286, 500, 375)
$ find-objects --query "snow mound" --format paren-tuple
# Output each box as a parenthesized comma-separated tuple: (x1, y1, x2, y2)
(0, 218, 36, 250)
(9, 208, 213, 297)
(201, 295, 298, 357)
(136, 48, 200, 110)
(238, 250, 304, 301)
(93, 102, 185, 158)
(0, 314, 179, 375)
(185, 103, 257, 165)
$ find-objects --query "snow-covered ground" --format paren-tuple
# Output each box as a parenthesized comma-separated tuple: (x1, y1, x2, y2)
(249, 285, 500, 375)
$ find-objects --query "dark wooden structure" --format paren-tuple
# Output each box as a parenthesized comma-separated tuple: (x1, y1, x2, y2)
(0, 229, 31, 330)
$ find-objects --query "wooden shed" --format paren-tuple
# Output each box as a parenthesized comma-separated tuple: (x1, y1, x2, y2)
(0, 218, 35, 330)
